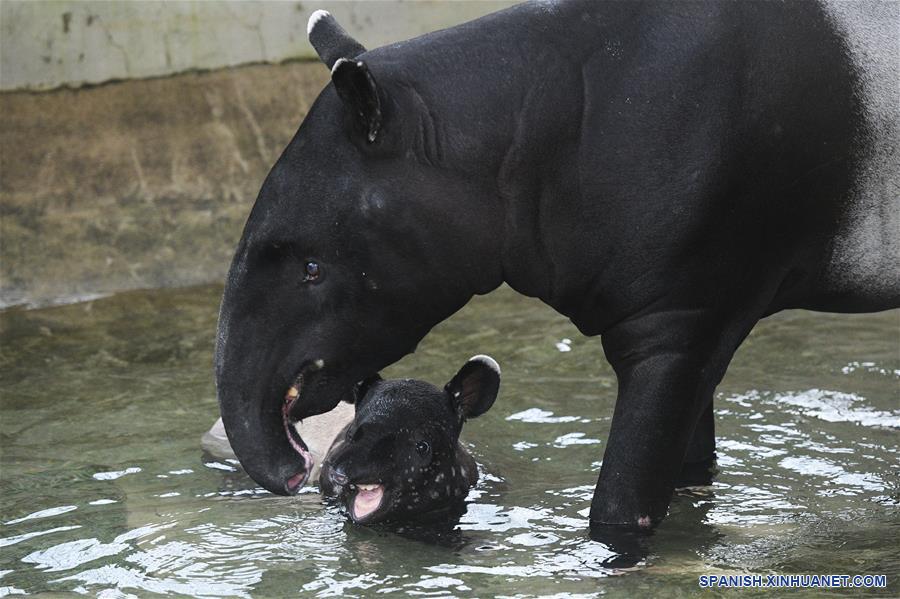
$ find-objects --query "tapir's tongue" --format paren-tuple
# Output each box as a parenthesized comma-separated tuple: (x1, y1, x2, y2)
(352, 484, 384, 520)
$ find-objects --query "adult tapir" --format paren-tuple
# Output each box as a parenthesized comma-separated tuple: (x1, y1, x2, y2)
(214, 0, 899, 533)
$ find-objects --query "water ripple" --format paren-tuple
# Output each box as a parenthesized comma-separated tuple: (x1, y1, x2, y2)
(0, 526, 82, 549)
(506, 408, 581, 424)
(773, 389, 899, 428)
(4, 505, 77, 526)
(22, 538, 130, 572)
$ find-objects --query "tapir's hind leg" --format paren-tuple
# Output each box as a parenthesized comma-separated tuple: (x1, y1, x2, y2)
(676, 401, 717, 488)
(589, 307, 759, 530)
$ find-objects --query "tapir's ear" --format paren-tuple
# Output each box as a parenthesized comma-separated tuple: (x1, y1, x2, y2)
(445, 355, 501, 420)
(346, 373, 382, 405)
(331, 59, 382, 143)
(307, 10, 366, 70)
(307, 10, 381, 143)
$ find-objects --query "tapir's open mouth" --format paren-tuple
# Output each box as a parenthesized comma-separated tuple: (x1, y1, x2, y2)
(350, 483, 386, 522)
(280, 360, 373, 494)
(280, 360, 326, 493)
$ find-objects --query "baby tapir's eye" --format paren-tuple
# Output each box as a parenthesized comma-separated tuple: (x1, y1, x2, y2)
(416, 441, 430, 455)
(304, 261, 321, 283)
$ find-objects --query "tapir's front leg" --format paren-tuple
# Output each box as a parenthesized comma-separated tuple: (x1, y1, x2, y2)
(589, 310, 754, 529)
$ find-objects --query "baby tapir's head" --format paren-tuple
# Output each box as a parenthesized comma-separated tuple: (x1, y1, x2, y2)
(319, 355, 500, 524)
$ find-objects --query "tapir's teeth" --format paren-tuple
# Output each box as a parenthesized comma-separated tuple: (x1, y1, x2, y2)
(357, 483, 380, 491)
(286, 386, 299, 399)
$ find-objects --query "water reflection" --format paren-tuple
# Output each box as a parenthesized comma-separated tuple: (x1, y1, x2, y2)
(5, 505, 78, 526)
(773, 388, 900, 427)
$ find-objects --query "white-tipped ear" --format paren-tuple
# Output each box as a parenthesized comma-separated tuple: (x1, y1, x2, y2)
(446, 355, 501, 420)
(307, 9, 330, 36)
(468, 354, 501, 377)
(307, 8, 366, 70)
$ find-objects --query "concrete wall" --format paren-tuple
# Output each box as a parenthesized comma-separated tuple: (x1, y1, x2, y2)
(1, 1, 515, 91)
(1, 62, 330, 308)
(0, 1, 516, 308)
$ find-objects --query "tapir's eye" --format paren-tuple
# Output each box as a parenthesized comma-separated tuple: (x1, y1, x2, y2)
(303, 261, 321, 283)
(416, 441, 430, 456)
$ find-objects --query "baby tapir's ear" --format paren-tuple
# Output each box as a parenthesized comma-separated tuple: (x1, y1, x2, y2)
(445, 355, 501, 420)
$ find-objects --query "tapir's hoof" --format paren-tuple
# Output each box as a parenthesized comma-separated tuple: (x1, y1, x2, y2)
(588, 522, 652, 568)
(674, 455, 718, 489)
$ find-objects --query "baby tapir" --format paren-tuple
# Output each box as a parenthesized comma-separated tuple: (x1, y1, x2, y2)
(320, 355, 500, 524)
(202, 355, 500, 523)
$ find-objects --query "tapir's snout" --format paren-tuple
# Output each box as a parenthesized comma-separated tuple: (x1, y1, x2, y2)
(215, 309, 355, 496)
(216, 372, 314, 496)
(326, 465, 348, 488)
(318, 463, 339, 497)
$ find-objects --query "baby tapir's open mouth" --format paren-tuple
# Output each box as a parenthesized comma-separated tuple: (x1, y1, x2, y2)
(350, 483, 386, 522)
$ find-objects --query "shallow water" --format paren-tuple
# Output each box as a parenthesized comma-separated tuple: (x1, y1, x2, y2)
(1, 285, 898, 597)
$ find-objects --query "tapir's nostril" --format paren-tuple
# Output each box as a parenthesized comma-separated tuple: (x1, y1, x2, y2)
(329, 467, 348, 486)
(285, 470, 307, 495)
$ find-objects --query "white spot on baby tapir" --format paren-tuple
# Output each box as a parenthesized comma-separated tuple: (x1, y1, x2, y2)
(430, 490, 440, 499)
(313, 358, 324, 369)
(407, 478, 413, 484)
(360, 190, 386, 215)
(435, 473, 444, 483)
(306, 9, 330, 36)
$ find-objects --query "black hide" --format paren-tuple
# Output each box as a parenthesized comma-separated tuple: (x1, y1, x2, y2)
(215, 1, 899, 532)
